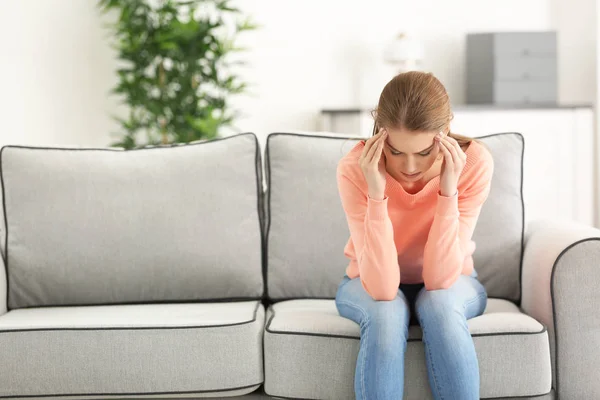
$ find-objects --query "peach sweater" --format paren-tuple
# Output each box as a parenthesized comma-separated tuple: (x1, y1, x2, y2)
(336, 139, 494, 300)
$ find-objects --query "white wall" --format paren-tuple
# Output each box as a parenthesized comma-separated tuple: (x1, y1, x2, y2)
(233, 0, 553, 150)
(549, 0, 597, 104)
(0, 0, 595, 151)
(0, 1, 121, 148)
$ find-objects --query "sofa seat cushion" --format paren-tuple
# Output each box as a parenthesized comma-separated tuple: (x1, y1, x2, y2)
(0, 301, 264, 399)
(264, 298, 551, 400)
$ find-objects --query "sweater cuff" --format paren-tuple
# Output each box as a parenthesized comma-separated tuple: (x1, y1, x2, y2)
(436, 191, 459, 217)
(367, 194, 389, 221)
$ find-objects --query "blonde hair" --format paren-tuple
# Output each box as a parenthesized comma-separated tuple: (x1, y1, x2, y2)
(371, 71, 474, 147)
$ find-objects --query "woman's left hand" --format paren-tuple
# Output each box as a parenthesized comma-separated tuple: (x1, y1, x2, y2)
(435, 132, 467, 197)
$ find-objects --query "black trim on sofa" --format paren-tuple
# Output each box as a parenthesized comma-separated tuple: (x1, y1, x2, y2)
(263, 304, 550, 400)
(475, 132, 525, 306)
(0, 133, 266, 311)
(263, 304, 547, 340)
(251, 133, 268, 306)
(0, 148, 6, 270)
(264, 134, 273, 301)
(550, 238, 600, 400)
(11, 296, 265, 310)
(263, 132, 526, 305)
(0, 300, 262, 333)
(482, 392, 555, 400)
(0, 382, 263, 399)
(0, 301, 264, 398)
(264, 296, 338, 302)
(264, 132, 366, 302)
(263, 390, 555, 400)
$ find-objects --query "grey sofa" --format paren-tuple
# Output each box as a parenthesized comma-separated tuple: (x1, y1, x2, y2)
(0, 131, 598, 400)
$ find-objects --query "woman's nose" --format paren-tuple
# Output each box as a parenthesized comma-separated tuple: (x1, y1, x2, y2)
(405, 157, 417, 173)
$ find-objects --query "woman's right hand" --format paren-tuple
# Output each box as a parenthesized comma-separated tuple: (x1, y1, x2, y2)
(359, 129, 387, 200)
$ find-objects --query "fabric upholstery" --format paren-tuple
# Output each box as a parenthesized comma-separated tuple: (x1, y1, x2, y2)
(265, 132, 524, 302)
(0, 301, 264, 398)
(264, 298, 551, 400)
(0, 254, 5, 316)
(470, 133, 524, 302)
(0, 133, 264, 309)
(522, 219, 600, 399)
(264, 133, 357, 301)
(214, 388, 556, 400)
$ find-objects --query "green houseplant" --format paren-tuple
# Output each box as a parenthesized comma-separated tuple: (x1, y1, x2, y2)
(98, 0, 256, 149)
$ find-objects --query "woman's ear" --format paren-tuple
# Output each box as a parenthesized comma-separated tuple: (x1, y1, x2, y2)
(372, 123, 379, 137)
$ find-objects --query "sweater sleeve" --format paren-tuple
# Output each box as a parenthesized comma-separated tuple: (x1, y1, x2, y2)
(422, 154, 494, 290)
(337, 168, 399, 301)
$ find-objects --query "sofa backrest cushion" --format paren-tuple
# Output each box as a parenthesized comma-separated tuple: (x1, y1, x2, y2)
(265, 132, 524, 302)
(1, 133, 264, 309)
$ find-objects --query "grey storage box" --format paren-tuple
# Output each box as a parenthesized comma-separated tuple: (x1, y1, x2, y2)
(466, 32, 557, 105)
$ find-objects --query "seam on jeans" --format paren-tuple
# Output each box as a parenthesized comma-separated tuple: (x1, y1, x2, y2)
(337, 300, 369, 400)
(425, 324, 444, 400)
(361, 318, 368, 400)
(462, 292, 487, 315)
(415, 307, 444, 400)
(417, 287, 484, 400)
(336, 299, 369, 400)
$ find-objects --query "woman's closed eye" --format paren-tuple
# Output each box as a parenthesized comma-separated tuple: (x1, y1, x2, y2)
(390, 150, 432, 157)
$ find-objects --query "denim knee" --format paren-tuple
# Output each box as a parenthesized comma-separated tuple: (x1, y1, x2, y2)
(363, 297, 410, 324)
(362, 298, 410, 349)
(336, 277, 411, 340)
(415, 288, 461, 322)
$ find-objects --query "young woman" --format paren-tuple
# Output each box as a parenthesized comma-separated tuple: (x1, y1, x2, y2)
(335, 71, 494, 399)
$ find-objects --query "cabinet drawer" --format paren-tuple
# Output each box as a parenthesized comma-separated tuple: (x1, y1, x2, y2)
(494, 81, 556, 104)
(494, 32, 556, 57)
(495, 56, 556, 80)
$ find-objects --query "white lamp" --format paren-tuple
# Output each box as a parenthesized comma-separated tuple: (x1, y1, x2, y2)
(383, 32, 425, 73)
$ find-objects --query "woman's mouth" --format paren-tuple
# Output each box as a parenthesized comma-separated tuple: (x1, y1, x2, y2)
(401, 172, 422, 180)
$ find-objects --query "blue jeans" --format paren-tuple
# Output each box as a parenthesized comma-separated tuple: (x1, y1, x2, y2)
(335, 270, 487, 400)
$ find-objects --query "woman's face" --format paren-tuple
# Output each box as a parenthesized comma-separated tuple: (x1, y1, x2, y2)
(382, 126, 445, 183)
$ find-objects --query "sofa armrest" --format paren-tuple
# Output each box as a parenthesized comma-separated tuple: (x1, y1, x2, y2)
(0, 253, 6, 316)
(522, 219, 600, 399)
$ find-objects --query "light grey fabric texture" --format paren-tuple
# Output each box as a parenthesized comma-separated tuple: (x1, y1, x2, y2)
(553, 239, 600, 399)
(265, 132, 524, 301)
(483, 393, 555, 400)
(0, 133, 264, 309)
(0, 386, 263, 400)
(470, 133, 524, 302)
(521, 220, 600, 398)
(0, 301, 264, 398)
(0, 178, 4, 259)
(207, 388, 556, 400)
(0, 178, 5, 316)
(0, 300, 260, 329)
(263, 299, 550, 399)
(265, 134, 357, 300)
(0, 255, 5, 316)
(522, 219, 600, 399)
